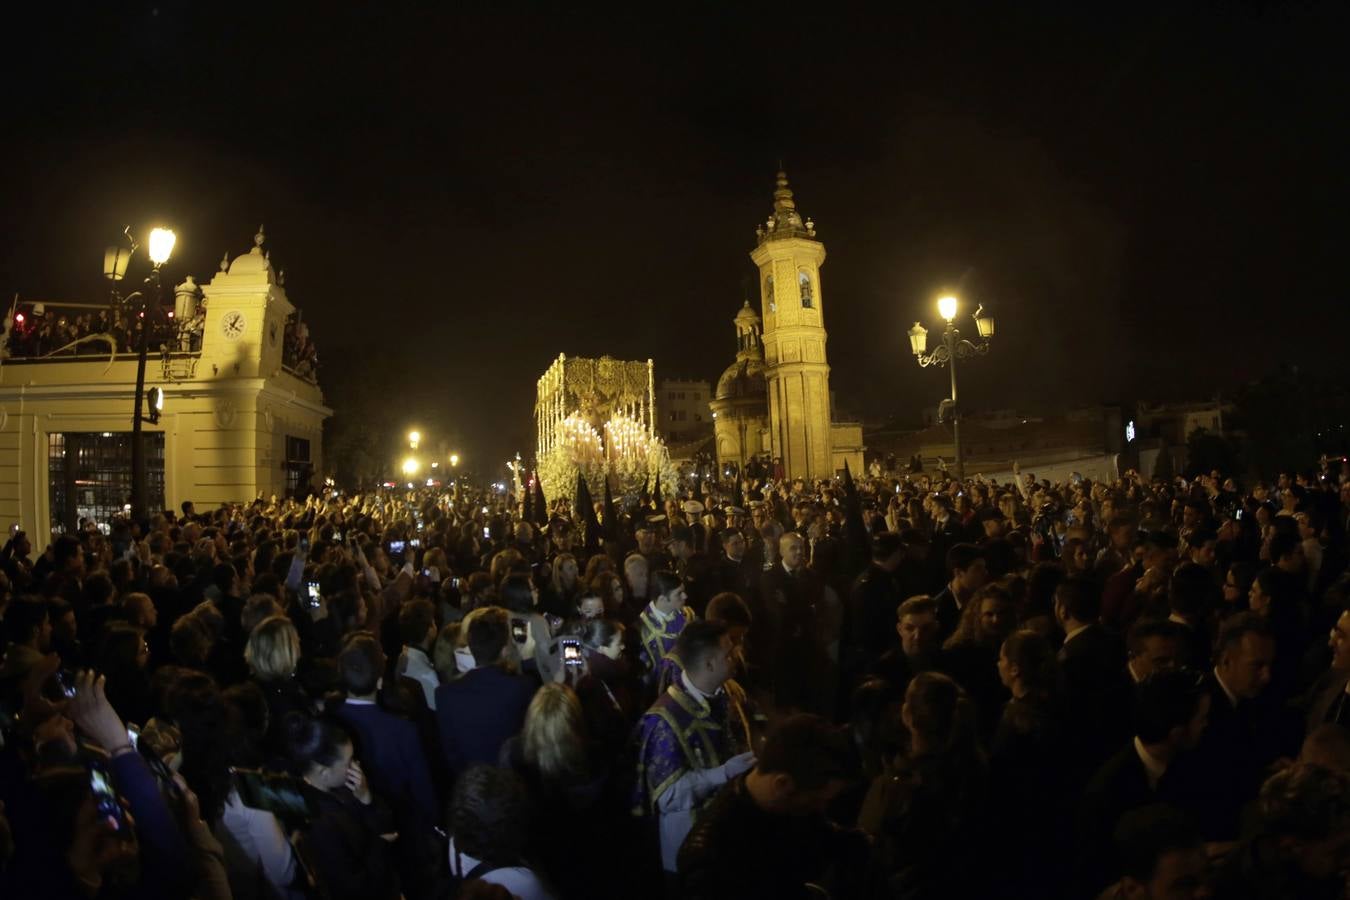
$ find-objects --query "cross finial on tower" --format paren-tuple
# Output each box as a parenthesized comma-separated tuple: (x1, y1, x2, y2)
(254, 225, 266, 251)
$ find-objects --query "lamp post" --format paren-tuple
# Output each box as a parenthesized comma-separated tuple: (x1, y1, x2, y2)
(907, 295, 995, 481)
(120, 227, 175, 523)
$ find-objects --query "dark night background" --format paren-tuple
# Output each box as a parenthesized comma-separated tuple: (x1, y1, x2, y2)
(2, 2, 1347, 474)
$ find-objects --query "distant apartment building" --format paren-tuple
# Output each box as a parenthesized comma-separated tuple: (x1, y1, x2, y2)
(656, 377, 713, 446)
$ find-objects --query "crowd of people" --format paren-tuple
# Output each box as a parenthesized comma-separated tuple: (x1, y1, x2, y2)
(3, 305, 189, 358)
(3, 303, 317, 383)
(1, 457, 1350, 899)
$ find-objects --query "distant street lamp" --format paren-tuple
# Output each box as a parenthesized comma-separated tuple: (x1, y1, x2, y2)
(116, 226, 175, 522)
(907, 295, 995, 481)
(449, 453, 460, 468)
(402, 456, 421, 477)
(408, 430, 421, 450)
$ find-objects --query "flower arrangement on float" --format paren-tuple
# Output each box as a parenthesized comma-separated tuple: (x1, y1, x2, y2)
(538, 412, 679, 504)
(538, 414, 606, 502)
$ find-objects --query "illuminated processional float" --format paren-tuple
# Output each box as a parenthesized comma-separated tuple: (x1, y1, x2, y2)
(534, 353, 678, 505)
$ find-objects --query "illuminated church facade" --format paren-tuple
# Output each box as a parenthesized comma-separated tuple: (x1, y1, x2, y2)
(711, 172, 864, 480)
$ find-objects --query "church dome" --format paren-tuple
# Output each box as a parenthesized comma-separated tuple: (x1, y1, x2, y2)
(716, 357, 767, 401)
(227, 227, 273, 278)
(228, 250, 269, 275)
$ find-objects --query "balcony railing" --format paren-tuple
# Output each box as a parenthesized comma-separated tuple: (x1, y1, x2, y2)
(3, 301, 195, 362)
(3, 303, 320, 385)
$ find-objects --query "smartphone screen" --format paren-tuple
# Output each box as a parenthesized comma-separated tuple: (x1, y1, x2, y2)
(561, 638, 583, 667)
(306, 582, 321, 608)
(482, 526, 490, 540)
(89, 765, 128, 832)
(389, 540, 406, 555)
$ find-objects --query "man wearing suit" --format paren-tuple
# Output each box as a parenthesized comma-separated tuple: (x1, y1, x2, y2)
(931, 543, 987, 642)
(1056, 576, 1126, 694)
(927, 495, 965, 585)
(1185, 613, 1283, 841)
(333, 634, 438, 828)
(847, 532, 907, 671)
(1167, 562, 1217, 671)
(1055, 575, 1128, 776)
(1304, 608, 1350, 734)
(759, 532, 826, 713)
(1077, 668, 1210, 897)
(870, 595, 942, 697)
(716, 529, 757, 602)
(333, 633, 441, 896)
(434, 607, 537, 775)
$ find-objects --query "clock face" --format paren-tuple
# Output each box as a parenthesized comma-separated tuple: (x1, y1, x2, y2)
(221, 310, 246, 341)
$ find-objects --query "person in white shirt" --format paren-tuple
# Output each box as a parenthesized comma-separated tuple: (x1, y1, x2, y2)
(395, 598, 440, 711)
(446, 765, 556, 900)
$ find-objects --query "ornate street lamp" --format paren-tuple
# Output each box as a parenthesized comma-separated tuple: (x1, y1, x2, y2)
(128, 227, 176, 523)
(908, 295, 995, 481)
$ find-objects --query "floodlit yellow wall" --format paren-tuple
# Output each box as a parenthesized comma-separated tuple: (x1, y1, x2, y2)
(0, 238, 330, 534)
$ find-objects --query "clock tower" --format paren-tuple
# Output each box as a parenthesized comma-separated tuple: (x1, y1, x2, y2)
(750, 171, 834, 479)
(199, 226, 292, 380)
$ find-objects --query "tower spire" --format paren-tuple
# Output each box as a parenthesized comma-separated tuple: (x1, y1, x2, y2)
(773, 169, 796, 212)
(757, 167, 812, 243)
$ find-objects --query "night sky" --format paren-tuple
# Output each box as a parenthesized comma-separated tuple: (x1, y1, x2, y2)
(3, 3, 1347, 467)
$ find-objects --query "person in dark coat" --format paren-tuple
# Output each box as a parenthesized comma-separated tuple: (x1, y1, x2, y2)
(678, 714, 867, 900)
(870, 595, 942, 698)
(573, 617, 642, 768)
(1055, 576, 1129, 775)
(434, 607, 537, 775)
(1208, 763, 1350, 900)
(759, 532, 828, 713)
(331, 634, 438, 831)
(245, 614, 314, 766)
(931, 543, 987, 642)
(1185, 613, 1289, 842)
(847, 532, 907, 674)
(1077, 668, 1211, 897)
(991, 629, 1069, 898)
(284, 714, 400, 900)
(1303, 608, 1350, 735)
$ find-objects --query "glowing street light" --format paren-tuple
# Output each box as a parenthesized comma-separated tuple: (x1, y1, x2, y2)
(937, 295, 958, 322)
(449, 453, 460, 468)
(908, 293, 996, 480)
(147, 228, 176, 267)
(408, 430, 421, 450)
(402, 456, 421, 477)
(118, 225, 178, 524)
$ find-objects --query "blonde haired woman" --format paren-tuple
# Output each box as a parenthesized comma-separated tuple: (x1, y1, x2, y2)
(246, 615, 313, 762)
(500, 683, 605, 899)
(547, 553, 580, 616)
(519, 683, 590, 785)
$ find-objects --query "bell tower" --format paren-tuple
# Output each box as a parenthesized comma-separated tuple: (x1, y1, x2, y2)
(750, 170, 832, 479)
